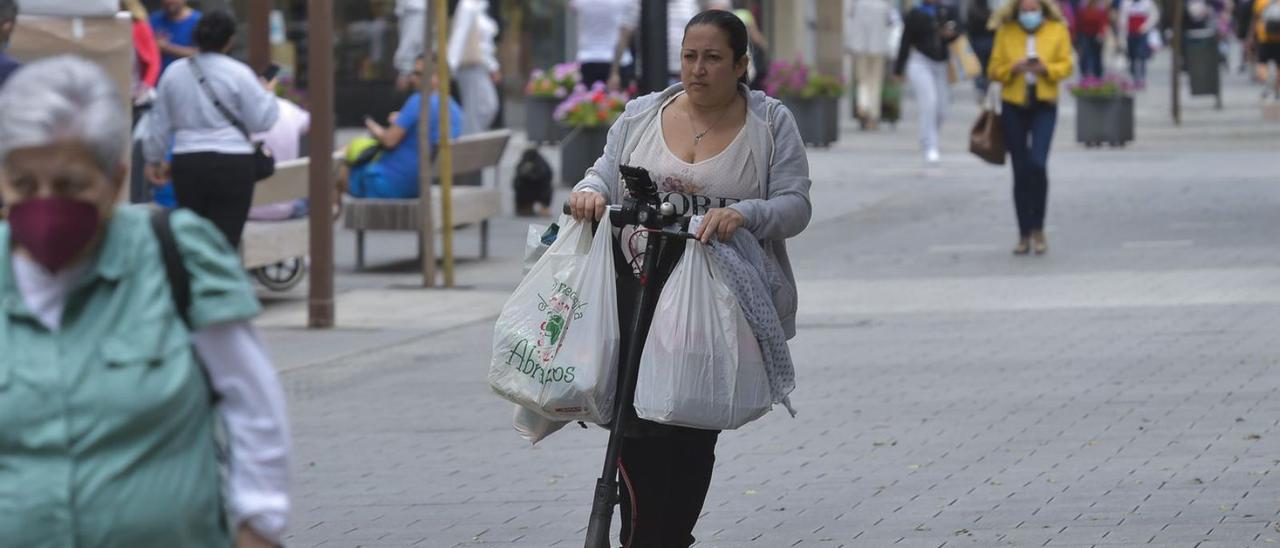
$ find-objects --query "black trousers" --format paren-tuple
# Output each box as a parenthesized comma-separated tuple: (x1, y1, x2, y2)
(612, 234, 720, 548)
(171, 152, 256, 248)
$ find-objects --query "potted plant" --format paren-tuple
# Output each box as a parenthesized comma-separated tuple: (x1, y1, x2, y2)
(524, 62, 579, 144)
(1070, 75, 1136, 147)
(764, 58, 846, 147)
(555, 82, 628, 187)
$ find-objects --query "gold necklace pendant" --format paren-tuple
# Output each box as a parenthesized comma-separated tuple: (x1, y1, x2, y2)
(686, 97, 733, 148)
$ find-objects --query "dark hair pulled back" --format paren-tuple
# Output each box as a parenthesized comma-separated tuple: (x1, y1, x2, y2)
(194, 9, 237, 53)
(683, 9, 750, 84)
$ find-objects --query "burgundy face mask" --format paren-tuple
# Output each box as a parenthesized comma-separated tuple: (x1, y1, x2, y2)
(7, 197, 102, 273)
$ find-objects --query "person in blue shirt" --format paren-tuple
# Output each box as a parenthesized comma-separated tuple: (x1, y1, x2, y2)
(344, 56, 463, 199)
(0, 0, 21, 89)
(149, 0, 202, 73)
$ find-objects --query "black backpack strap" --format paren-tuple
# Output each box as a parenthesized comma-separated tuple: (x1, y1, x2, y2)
(150, 208, 225, 405)
(150, 208, 192, 328)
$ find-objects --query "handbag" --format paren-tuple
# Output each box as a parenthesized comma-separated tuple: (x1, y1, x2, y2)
(188, 58, 275, 182)
(949, 35, 983, 79)
(969, 85, 1005, 165)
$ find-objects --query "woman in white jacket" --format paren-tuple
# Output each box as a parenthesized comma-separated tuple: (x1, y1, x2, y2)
(846, 0, 898, 128)
(448, 0, 500, 134)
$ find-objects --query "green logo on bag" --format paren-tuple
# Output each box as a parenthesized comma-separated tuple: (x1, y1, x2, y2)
(542, 314, 565, 346)
(504, 279, 587, 385)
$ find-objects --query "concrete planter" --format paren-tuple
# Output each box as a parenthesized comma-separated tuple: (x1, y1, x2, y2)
(1075, 95, 1134, 147)
(781, 96, 839, 147)
(525, 97, 564, 144)
(559, 125, 609, 187)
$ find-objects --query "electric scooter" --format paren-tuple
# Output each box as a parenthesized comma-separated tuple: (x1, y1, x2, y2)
(566, 165, 694, 548)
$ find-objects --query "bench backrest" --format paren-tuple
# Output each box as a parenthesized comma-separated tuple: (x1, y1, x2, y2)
(252, 157, 310, 207)
(257, 129, 512, 206)
(441, 129, 512, 176)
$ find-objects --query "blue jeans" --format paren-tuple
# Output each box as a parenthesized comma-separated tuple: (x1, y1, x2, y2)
(1080, 36, 1104, 78)
(1001, 99, 1058, 236)
(970, 34, 995, 92)
(1128, 34, 1151, 83)
(349, 162, 417, 199)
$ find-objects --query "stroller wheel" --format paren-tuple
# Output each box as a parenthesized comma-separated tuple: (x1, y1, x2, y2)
(253, 258, 308, 292)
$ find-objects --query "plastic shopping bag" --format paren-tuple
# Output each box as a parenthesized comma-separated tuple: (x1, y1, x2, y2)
(523, 223, 559, 275)
(489, 213, 619, 423)
(634, 239, 772, 430)
(513, 404, 568, 445)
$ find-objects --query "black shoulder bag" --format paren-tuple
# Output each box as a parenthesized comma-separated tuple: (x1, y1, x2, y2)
(189, 58, 275, 182)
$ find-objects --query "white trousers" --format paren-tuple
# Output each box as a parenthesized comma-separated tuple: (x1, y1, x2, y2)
(854, 53, 886, 119)
(905, 51, 951, 152)
(456, 65, 498, 135)
(393, 9, 425, 77)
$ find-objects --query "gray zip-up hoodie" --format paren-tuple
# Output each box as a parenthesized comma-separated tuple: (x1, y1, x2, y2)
(572, 83, 812, 337)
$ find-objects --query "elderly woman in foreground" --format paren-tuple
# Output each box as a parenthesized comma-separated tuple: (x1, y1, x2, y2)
(0, 56, 290, 548)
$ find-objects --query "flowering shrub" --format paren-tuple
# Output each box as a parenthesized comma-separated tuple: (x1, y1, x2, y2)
(763, 58, 845, 99)
(553, 82, 629, 128)
(525, 62, 580, 99)
(1069, 75, 1136, 98)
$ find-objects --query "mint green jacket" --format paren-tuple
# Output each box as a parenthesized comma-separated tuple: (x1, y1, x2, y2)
(0, 206, 260, 547)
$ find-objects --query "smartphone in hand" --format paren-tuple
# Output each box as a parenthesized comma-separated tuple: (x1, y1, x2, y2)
(261, 64, 281, 82)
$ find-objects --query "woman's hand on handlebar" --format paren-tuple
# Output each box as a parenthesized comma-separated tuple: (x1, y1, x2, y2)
(569, 191, 607, 223)
(697, 208, 745, 244)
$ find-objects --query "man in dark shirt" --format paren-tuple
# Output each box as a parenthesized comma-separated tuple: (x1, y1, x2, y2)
(149, 0, 202, 73)
(0, 0, 21, 89)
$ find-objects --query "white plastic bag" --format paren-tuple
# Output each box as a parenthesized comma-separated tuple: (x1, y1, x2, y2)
(489, 213, 619, 423)
(523, 223, 551, 275)
(513, 405, 568, 445)
(634, 240, 772, 430)
(1147, 30, 1163, 53)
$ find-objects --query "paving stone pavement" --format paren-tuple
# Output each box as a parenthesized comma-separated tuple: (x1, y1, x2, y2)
(273, 56, 1280, 547)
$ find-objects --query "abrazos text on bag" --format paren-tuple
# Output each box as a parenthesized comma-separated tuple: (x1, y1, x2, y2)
(503, 279, 587, 386)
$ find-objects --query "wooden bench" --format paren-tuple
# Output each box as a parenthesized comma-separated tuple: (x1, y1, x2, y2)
(241, 157, 313, 290)
(342, 129, 511, 270)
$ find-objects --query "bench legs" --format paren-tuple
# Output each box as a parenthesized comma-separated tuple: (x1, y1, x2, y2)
(356, 230, 365, 271)
(351, 222, 490, 271)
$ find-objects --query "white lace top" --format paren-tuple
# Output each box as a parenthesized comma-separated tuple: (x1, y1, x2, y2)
(621, 93, 758, 271)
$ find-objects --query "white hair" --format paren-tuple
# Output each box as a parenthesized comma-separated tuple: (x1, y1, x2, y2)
(0, 55, 128, 174)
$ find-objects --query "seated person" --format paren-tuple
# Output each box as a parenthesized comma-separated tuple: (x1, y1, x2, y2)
(248, 73, 312, 221)
(343, 55, 462, 199)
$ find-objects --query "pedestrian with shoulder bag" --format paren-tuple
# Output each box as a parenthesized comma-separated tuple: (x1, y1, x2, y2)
(0, 55, 291, 548)
(143, 10, 279, 249)
(988, 0, 1074, 255)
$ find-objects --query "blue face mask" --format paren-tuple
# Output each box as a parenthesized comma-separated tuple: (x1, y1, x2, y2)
(1019, 11, 1044, 31)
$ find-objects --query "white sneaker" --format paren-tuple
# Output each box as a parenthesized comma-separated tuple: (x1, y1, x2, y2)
(925, 148, 941, 164)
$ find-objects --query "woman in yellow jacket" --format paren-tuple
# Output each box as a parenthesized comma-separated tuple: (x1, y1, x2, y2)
(988, 0, 1073, 255)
